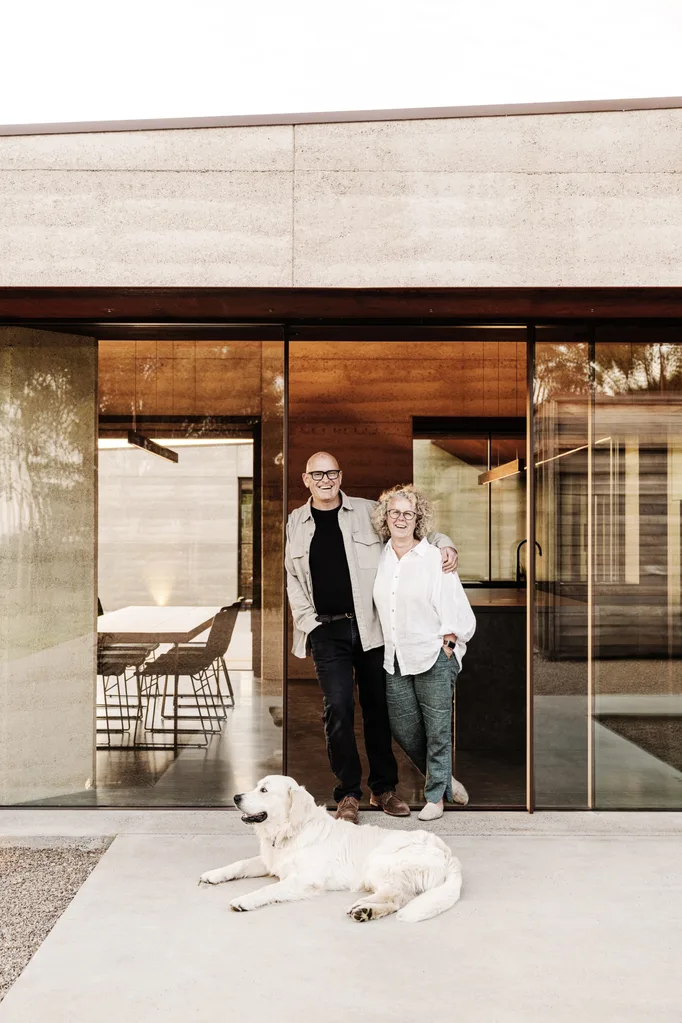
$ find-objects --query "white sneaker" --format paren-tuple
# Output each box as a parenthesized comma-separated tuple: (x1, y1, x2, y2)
(418, 801, 444, 821)
(450, 777, 469, 805)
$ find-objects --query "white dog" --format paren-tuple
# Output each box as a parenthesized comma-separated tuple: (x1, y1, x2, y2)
(199, 775, 462, 923)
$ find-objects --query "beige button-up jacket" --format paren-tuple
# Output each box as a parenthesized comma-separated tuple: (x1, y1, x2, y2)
(285, 492, 455, 658)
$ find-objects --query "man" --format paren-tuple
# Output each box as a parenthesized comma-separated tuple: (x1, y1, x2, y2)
(285, 451, 458, 824)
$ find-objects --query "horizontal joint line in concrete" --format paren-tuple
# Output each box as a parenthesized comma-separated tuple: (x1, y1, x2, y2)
(2, 169, 681, 177)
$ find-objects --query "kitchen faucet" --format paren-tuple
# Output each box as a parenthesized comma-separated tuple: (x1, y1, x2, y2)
(515, 538, 542, 585)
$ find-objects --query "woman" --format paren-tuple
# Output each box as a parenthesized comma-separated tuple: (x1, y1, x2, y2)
(371, 485, 476, 821)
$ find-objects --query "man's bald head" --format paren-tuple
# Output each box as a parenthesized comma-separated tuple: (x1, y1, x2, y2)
(306, 451, 340, 473)
(303, 451, 343, 508)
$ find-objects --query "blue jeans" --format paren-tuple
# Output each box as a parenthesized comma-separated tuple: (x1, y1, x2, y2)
(385, 649, 460, 803)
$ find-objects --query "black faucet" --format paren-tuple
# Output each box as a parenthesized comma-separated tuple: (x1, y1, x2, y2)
(515, 539, 542, 585)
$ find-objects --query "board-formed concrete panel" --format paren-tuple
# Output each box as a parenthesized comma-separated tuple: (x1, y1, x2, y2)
(0, 125, 294, 171)
(0, 108, 681, 286)
(0, 170, 294, 286)
(294, 109, 682, 173)
(293, 169, 682, 286)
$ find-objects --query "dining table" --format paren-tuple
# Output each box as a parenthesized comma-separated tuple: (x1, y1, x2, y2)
(98, 605, 222, 753)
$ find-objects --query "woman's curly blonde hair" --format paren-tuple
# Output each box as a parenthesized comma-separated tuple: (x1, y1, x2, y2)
(371, 484, 434, 542)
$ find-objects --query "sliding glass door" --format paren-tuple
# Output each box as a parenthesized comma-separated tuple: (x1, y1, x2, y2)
(532, 329, 682, 809)
(592, 336, 682, 808)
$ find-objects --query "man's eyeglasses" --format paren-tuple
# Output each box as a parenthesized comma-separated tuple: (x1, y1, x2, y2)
(308, 469, 341, 481)
(387, 509, 416, 521)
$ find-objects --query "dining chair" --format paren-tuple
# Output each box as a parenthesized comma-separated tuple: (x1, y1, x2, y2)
(137, 599, 242, 746)
(96, 600, 160, 748)
(175, 598, 243, 712)
(96, 644, 150, 749)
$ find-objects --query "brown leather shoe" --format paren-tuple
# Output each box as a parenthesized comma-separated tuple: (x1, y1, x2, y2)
(369, 790, 410, 817)
(335, 795, 360, 824)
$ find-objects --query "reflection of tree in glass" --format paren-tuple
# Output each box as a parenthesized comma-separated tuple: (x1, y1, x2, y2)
(534, 342, 682, 404)
(534, 344, 590, 404)
(596, 343, 682, 395)
(0, 350, 87, 543)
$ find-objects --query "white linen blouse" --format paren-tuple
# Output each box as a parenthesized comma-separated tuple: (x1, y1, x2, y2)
(373, 537, 476, 676)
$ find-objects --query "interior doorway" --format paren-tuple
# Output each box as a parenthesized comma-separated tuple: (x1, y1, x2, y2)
(285, 333, 529, 809)
(89, 338, 286, 806)
(95, 413, 260, 801)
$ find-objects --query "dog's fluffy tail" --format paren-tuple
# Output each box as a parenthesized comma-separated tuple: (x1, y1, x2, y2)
(396, 857, 462, 923)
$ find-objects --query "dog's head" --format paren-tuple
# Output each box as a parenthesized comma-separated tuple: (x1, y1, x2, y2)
(233, 775, 318, 846)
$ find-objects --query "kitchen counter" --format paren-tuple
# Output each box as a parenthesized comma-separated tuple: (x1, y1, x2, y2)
(464, 587, 587, 611)
(458, 587, 526, 757)
(465, 587, 526, 610)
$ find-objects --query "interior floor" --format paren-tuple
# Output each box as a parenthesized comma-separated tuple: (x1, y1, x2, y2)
(28, 672, 525, 809)
(26, 679, 682, 809)
(29, 668, 282, 807)
(23, 603, 682, 809)
(285, 680, 526, 808)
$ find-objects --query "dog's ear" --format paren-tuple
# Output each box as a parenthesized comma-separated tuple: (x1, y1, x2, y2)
(272, 784, 315, 848)
(287, 784, 315, 833)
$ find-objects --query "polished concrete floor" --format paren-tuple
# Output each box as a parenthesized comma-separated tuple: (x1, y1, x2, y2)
(32, 673, 525, 808)
(286, 680, 526, 807)
(29, 666, 526, 808)
(27, 679, 682, 810)
(32, 668, 283, 807)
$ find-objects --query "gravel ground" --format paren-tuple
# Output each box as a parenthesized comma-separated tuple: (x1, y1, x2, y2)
(0, 846, 104, 1001)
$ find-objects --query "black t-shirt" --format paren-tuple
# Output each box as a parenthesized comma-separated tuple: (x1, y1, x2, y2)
(309, 505, 355, 615)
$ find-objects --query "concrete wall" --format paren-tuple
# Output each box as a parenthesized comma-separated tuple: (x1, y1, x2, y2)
(0, 108, 681, 286)
(0, 328, 96, 803)
(98, 442, 252, 612)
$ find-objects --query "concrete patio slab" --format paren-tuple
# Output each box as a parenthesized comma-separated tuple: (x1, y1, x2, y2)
(1, 830, 680, 1022)
(2, 807, 682, 841)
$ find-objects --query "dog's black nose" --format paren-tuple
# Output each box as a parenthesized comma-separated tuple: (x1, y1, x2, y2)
(234, 793, 244, 806)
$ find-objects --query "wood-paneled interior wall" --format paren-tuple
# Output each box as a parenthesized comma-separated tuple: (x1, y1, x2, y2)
(288, 340, 527, 676)
(98, 340, 284, 688)
(98, 339, 528, 683)
(98, 340, 264, 416)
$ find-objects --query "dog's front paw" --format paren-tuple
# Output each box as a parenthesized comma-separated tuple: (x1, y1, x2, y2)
(347, 901, 373, 923)
(199, 869, 230, 886)
(230, 897, 253, 913)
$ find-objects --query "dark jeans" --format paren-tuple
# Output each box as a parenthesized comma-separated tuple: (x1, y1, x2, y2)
(308, 617, 398, 803)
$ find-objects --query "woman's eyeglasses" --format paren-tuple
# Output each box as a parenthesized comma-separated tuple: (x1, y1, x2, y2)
(387, 509, 416, 521)
(308, 469, 341, 481)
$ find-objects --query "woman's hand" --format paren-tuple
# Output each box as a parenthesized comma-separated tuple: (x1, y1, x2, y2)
(442, 633, 457, 658)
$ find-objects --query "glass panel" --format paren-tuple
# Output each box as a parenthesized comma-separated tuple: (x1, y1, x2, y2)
(287, 336, 527, 808)
(413, 435, 489, 582)
(593, 341, 682, 808)
(0, 328, 97, 805)
(1, 334, 285, 806)
(533, 339, 591, 808)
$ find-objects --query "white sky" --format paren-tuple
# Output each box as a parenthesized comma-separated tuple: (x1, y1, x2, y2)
(2, 0, 682, 126)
